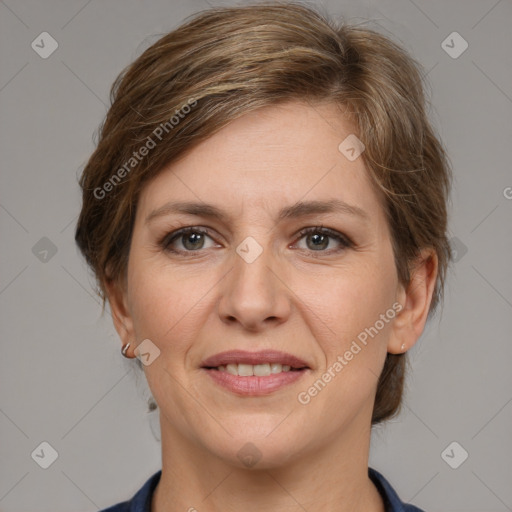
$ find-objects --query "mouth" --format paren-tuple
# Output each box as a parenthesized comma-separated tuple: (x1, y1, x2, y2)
(200, 350, 310, 395)
(210, 362, 305, 376)
(201, 349, 310, 373)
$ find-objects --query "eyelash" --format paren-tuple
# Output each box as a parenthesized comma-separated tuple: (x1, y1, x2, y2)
(158, 225, 353, 257)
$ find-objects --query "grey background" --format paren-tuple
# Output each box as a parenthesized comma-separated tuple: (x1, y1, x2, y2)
(1, 0, 511, 510)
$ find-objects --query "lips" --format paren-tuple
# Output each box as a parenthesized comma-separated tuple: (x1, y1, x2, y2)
(201, 350, 310, 370)
(201, 350, 310, 395)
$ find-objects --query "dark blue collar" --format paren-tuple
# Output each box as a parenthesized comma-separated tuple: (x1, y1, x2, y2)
(100, 467, 425, 512)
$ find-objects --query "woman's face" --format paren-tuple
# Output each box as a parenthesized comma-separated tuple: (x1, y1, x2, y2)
(111, 100, 415, 468)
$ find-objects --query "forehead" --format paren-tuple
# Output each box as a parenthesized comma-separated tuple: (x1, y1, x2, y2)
(137, 100, 383, 223)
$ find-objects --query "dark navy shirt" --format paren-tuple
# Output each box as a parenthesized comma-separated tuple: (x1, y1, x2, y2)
(100, 467, 425, 512)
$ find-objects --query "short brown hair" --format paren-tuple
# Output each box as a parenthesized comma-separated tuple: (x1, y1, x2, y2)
(75, 1, 452, 424)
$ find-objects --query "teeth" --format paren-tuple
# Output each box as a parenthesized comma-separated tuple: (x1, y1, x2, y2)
(216, 363, 295, 375)
(254, 364, 271, 376)
(270, 363, 282, 374)
(226, 364, 238, 375)
(238, 364, 253, 377)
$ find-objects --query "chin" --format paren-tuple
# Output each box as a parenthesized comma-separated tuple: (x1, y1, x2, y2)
(204, 425, 309, 470)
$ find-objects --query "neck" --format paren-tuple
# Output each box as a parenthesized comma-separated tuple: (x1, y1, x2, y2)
(151, 417, 384, 512)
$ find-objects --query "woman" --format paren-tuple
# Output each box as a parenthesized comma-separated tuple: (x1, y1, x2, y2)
(75, 2, 452, 511)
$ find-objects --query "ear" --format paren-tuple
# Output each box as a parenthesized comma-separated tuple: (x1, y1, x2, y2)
(104, 276, 136, 355)
(387, 248, 438, 354)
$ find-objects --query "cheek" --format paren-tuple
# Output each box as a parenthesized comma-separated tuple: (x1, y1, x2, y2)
(127, 260, 193, 348)
(291, 267, 397, 435)
(127, 267, 205, 406)
(295, 256, 397, 362)
(127, 258, 225, 370)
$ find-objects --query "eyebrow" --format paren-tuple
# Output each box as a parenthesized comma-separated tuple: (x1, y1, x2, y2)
(145, 198, 369, 225)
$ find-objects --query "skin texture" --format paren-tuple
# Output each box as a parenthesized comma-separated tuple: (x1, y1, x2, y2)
(107, 100, 438, 512)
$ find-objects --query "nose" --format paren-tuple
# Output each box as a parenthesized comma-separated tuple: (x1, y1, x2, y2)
(217, 241, 292, 332)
